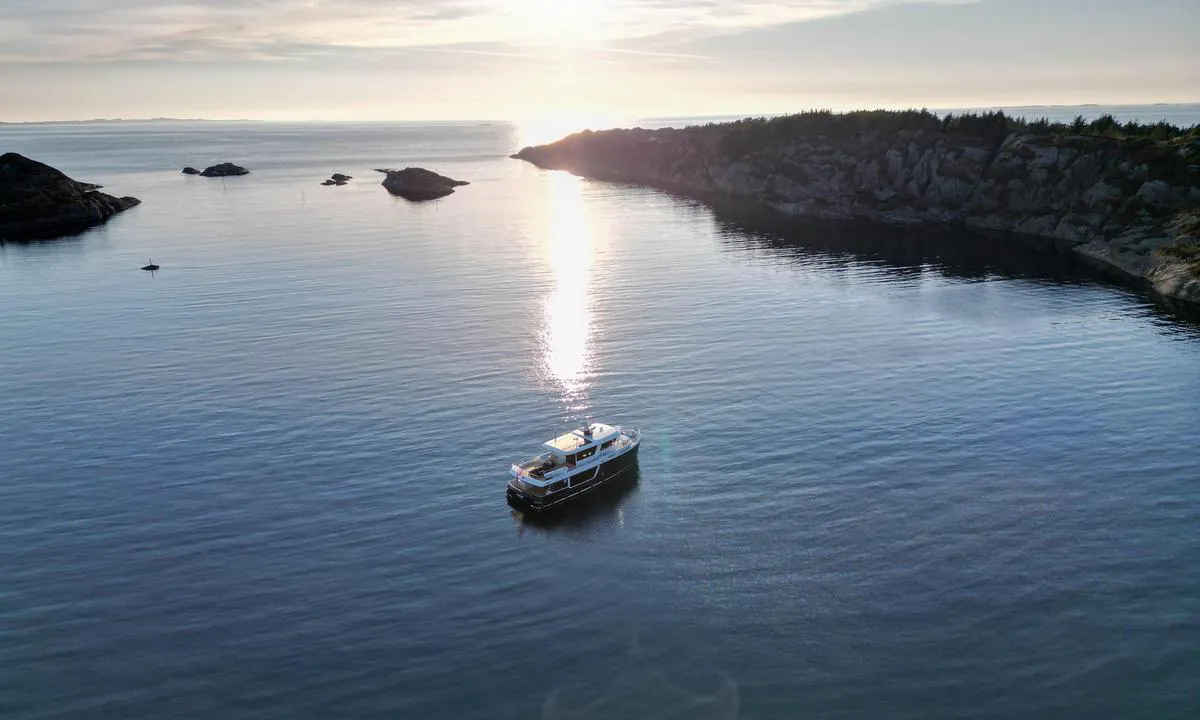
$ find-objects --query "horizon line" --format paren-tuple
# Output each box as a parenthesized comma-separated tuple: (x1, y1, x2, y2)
(3, 102, 1200, 127)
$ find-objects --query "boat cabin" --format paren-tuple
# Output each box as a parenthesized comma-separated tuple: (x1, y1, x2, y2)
(544, 423, 620, 465)
(511, 423, 621, 487)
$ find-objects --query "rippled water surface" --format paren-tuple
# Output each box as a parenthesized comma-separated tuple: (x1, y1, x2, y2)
(1, 121, 1198, 720)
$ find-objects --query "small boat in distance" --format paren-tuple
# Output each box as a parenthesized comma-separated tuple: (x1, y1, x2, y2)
(507, 422, 641, 513)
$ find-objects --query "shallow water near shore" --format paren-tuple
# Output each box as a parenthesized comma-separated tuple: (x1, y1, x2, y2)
(1, 119, 1198, 720)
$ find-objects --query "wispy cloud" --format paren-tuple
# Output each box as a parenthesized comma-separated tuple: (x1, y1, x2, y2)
(0, 0, 933, 63)
(600, 47, 712, 60)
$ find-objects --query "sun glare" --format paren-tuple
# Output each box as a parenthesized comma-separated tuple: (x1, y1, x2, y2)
(517, 110, 627, 147)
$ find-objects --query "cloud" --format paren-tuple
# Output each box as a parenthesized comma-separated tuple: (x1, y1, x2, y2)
(3, 0, 1195, 122)
(0, 0, 935, 63)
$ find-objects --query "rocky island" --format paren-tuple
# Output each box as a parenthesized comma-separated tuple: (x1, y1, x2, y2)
(1, 152, 140, 240)
(513, 110, 1200, 303)
(199, 163, 250, 177)
(378, 167, 469, 201)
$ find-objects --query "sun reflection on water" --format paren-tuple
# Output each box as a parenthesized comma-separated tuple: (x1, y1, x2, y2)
(539, 171, 597, 415)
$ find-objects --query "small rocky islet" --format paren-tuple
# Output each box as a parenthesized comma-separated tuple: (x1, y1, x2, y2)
(177, 163, 469, 199)
(3, 151, 469, 243)
(181, 162, 250, 177)
(512, 110, 1200, 304)
(377, 167, 469, 201)
(1, 152, 140, 241)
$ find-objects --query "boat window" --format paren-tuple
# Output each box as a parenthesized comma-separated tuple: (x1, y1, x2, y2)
(565, 453, 576, 465)
(577, 447, 595, 461)
(600, 439, 615, 449)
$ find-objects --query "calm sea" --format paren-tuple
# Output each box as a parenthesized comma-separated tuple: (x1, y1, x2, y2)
(1, 113, 1198, 720)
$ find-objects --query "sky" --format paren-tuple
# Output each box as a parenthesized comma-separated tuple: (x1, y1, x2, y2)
(0, 0, 1197, 122)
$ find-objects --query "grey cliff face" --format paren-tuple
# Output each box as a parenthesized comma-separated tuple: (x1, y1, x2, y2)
(514, 126, 1200, 304)
(0, 152, 140, 241)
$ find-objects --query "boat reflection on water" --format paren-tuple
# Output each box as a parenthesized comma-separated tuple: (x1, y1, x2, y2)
(512, 463, 641, 534)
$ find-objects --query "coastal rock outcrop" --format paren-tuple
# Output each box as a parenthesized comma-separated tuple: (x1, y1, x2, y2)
(199, 162, 249, 177)
(513, 115, 1200, 303)
(0, 152, 140, 240)
(380, 167, 469, 201)
(181, 166, 200, 175)
(321, 172, 351, 186)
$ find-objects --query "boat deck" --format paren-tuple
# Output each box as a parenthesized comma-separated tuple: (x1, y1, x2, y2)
(517, 456, 569, 479)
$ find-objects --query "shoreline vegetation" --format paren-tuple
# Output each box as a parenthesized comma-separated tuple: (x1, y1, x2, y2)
(711, 109, 1200, 153)
(513, 109, 1200, 304)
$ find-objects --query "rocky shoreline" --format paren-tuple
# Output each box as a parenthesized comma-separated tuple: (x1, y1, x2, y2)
(513, 113, 1200, 304)
(1, 153, 139, 241)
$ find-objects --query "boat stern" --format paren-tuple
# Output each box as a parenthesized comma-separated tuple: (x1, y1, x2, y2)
(506, 481, 548, 511)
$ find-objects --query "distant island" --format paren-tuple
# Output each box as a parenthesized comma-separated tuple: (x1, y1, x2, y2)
(0, 118, 253, 126)
(513, 109, 1200, 304)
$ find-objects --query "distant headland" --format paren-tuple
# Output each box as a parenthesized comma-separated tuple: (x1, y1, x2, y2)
(513, 109, 1200, 304)
(0, 118, 253, 126)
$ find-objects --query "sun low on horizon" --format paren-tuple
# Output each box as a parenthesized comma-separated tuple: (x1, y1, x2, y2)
(515, 110, 636, 147)
(494, 0, 632, 143)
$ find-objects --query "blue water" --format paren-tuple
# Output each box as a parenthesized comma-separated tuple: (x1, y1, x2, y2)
(1, 119, 1198, 720)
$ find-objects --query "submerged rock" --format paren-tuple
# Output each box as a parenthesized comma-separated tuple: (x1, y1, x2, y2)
(381, 167, 469, 201)
(0, 152, 140, 241)
(331, 173, 352, 182)
(181, 166, 201, 175)
(199, 162, 250, 177)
